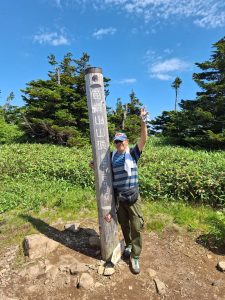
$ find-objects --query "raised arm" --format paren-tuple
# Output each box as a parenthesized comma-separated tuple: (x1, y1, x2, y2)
(138, 108, 148, 151)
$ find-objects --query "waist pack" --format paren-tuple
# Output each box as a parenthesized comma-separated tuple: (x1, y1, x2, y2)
(117, 187, 139, 205)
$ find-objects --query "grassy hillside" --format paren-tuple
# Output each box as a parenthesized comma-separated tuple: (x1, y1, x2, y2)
(0, 138, 225, 250)
(0, 138, 224, 214)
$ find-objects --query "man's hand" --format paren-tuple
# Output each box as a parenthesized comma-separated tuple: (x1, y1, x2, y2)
(140, 107, 149, 123)
(138, 107, 149, 151)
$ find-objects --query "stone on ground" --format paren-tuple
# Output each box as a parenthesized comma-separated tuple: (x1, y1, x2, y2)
(147, 268, 157, 278)
(217, 261, 225, 272)
(70, 262, 89, 274)
(78, 273, 94, 290)
(154, 278, 166, 295)
(23, 234, 59, 260)
(45, 265, 59, 281)
(64, 223, 80, 233)
(103, 267, 115, 276)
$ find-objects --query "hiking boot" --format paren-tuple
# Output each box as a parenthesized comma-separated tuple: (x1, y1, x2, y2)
(130, 255, 140, 274)
(123, 245, 132, 259)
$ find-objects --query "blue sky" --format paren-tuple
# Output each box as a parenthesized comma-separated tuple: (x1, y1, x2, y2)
(0, 0, 225, 118)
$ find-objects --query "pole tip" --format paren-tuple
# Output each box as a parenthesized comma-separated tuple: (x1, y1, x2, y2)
(84, 67, 102, 75)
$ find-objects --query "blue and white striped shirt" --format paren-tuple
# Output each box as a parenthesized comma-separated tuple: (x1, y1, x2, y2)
(112, 145, 141, 192)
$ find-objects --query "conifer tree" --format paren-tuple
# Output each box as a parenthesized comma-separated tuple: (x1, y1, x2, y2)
(21, 53, 91, 146)
(151, 37, 225, 149)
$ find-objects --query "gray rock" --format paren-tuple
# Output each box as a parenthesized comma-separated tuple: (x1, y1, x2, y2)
(212, 279, 224, 287)
(217, 261, 225, 272)
(64, 223, 80, 233)
(154, 278, 166, 295)
(147, 268, 157, 278)
(95, 282, 104, 288)
(26, 262, 45, 278)
(104, 267, 115, 276)
(45, 265, 59, 281)
(97, 266, 104, 275)
(23, 234, 59, 260)
(58, 264, 70, 273)
(88, 264, 97, 270)
(78, 273, 94, 290)
(70, 262, 89, 274)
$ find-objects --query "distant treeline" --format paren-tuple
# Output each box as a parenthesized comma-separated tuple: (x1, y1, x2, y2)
(0, 36, 225, 149)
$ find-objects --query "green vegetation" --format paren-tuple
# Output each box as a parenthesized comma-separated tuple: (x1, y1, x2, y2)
(139, 138, 225, 207)
(0, 138, 224, 216)
(107, 90, 146, 143)
(21, 53, 91, 146)
(143, 201, 225, 247)
(151, 36, 225, 149)
(0, 138, 225, 251)
(0, 117, 23, 144)
(0, 143, 94, 213)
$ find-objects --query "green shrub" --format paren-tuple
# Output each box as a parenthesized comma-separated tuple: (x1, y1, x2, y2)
(0, 118, 23, 144)
(0, 137, 224, 214)
(139, 138, 225, 207)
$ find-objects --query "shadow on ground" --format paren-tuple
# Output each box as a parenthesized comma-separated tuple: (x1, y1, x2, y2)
(195, 214, 225, 255)
(20, 214, 100, 259)
(196, 234, 225, 255)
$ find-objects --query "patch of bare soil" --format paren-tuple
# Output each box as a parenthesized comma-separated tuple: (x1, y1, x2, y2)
(0, 218, 225, 300)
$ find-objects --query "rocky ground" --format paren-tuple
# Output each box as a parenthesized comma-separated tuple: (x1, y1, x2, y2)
(0, 218, 225, 300)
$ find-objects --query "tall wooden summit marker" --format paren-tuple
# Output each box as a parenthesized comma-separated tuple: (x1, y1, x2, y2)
(85, 67, 119, 262)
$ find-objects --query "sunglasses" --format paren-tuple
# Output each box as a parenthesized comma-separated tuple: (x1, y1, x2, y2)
(114, 140, 123, 144)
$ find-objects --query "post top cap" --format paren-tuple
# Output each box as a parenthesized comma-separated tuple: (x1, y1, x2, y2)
(85, 67, 102, 75)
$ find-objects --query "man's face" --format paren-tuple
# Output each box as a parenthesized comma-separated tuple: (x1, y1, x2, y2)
(114, 139, 129, 153)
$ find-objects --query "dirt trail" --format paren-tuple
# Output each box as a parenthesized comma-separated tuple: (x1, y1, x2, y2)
(0, 220, 225, 300)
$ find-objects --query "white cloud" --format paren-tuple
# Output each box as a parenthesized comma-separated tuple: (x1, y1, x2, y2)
(93, 27, 117, 39)
(74, 0, 225, 29)
(33, 30, 70, 46)
(144, 49, 162, 63)
(164, 48, 173, 55)
(151, 58, 189, 73)
(151, 73, 173, 81)
(149, 58, 190, 81)
(118, 78, 137, 84)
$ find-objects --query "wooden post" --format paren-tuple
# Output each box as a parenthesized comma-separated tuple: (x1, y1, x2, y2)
(85, 67, 119, 262)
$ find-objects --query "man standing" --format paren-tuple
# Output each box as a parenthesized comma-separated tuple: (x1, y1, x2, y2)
(111, 108, 148, 274)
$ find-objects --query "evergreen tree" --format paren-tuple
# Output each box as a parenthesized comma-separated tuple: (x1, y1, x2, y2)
(0, 91, 24, 125)
(124, 91, 144, 144)
(180, 37, 225, 148)
(171, 77, 182, 111)
(21, 53, 91, 146)
(152, 37, 225, 149)
(107, 91, 146, 144)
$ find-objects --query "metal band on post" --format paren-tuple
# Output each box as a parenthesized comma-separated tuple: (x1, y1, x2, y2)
(85, 67, 119, 262)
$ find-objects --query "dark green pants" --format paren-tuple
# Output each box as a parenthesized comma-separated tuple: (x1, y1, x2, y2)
(116, 198, 144, 257)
